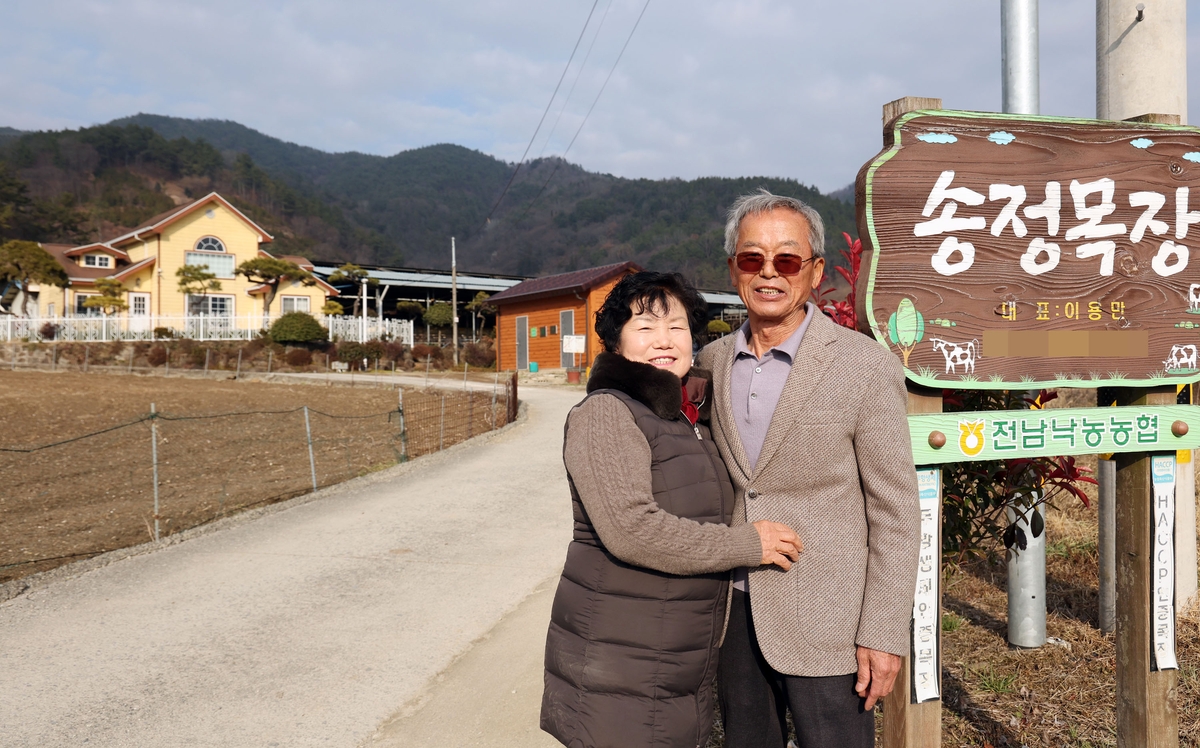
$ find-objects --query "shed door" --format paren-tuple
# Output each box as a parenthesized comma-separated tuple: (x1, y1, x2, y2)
(516, 316, 529, 370)
(559, 310, 574, 368)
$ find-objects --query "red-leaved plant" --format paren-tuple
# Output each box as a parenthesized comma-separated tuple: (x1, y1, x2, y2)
(816, 232, 1095, 559)
(815, 232, 865, 330)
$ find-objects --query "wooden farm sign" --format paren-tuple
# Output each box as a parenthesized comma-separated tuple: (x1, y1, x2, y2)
(856, 110, 1200, 389)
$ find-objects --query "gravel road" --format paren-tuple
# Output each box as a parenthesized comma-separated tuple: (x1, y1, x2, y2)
(0, 384, 583, 747)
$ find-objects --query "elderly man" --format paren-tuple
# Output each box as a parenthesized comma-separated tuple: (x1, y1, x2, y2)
(697, 190, 920, 747)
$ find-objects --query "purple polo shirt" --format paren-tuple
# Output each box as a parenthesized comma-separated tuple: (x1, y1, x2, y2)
(730, 302, 814, 592)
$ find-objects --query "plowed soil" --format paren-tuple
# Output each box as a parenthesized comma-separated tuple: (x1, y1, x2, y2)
(0, 370, 507, 584)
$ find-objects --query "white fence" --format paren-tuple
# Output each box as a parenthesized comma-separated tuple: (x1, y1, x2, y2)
(0, 315, 414, 345)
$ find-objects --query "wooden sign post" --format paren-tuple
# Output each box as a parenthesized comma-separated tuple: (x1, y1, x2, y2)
(862, 98, 1195, 747)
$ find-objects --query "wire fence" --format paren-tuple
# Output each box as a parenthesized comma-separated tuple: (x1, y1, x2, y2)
(0, 379, 518, 585)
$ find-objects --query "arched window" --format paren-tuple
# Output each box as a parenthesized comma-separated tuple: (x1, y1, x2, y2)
(194, 236, 226, 252)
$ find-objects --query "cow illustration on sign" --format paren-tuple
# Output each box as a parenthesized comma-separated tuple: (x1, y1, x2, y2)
(1188, 283, 1200, 313)
(1164, 344, 1198, 373)
(931, 338, 978, 375)
(887, 298, 925, 366)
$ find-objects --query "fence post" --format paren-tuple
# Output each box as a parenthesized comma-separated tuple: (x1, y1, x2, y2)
(150, 402, 161, 542)
(164, 346, 170, 377)
(84, 345, 89, 373)
(204, 348, 210, 375)
(268, 350, 273, 374)
(491, 371, 499, 428)
(52, 342, 57, 372)
(236, 349, 242, 379)
(128, 347, 134, 374)
(463, 362, 469, 390)
(397, 389, 408, 462)
(303, 406, 318, 492)
(439, 394, 445, 451)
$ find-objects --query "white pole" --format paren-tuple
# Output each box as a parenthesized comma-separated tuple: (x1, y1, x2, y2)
(360, 279, 367, 343)
(304, 406, 318, 492)
(1096, 0, 1187, 122)
(451, 237, 459, 366)
(150, 403, 161, 542)
(1002, 0, 1046, 649)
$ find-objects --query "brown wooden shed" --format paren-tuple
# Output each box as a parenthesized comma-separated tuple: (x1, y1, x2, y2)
(488, 262, 640, 372)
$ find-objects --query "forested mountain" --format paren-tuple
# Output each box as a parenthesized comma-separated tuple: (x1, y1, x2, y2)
(1, 114, 856, 286)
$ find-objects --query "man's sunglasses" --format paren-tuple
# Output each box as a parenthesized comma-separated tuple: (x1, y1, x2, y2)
(733, 252, 817, 276)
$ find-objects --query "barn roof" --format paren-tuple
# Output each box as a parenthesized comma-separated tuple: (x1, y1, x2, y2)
(487, 262, 641, 306)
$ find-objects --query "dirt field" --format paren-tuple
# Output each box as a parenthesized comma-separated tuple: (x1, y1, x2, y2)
(0, 370, 510, 584)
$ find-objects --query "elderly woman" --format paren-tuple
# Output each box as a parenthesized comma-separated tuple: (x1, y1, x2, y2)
(541, 271, 803, 748)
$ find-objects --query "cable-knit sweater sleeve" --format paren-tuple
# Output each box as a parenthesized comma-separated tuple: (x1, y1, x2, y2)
(564, 394, 764, 575)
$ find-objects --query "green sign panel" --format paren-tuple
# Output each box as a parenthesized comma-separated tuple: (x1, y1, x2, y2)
(909, 405, 1199, 464)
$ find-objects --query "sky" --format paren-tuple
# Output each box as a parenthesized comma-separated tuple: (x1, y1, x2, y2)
(1, 1, 1197, 193)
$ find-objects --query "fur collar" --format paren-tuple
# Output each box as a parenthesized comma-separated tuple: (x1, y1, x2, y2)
(587, 351, 712, 422)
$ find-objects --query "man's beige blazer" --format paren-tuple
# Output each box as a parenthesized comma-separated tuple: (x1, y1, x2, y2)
(697, 311, 920, 677)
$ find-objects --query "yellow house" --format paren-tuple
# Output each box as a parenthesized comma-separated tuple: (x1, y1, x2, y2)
(29, 193, 336, 332)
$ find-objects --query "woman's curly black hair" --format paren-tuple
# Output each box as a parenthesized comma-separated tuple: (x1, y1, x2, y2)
(594, 271, 710, 354)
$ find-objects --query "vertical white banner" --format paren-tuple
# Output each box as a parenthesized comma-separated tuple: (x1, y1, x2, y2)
(1151, 454, 1178, 671)
(912, 469, 941, 702)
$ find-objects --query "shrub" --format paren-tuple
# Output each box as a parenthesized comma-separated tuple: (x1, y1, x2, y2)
(462, 341, 495, 368)
(153, 327, 176, 340)
(286, 348, 313, 367)
(707, 319, 732, 335)
(39, 322, 59, 340)
(423, 302, 454, 327)
(384, 341, 408, 363)
(411, 344, 442, 366)
(321, 300, 344, 316)
(147, 345, 168, 367)
(269, 312, 328, 345)
(189, 347, 210, 367)
(336, 340, 386, 363)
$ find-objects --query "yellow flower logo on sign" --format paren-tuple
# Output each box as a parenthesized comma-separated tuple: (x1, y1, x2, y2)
(958, 420, 986, 456)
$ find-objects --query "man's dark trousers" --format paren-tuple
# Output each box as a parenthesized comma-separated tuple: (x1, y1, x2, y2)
(718, 589, 875, 748)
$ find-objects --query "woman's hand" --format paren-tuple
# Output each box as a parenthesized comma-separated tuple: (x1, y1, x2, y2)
(752, 520, 803, 570)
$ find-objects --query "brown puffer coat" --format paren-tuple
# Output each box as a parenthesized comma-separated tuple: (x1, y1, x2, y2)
(541, 353, 737, 748)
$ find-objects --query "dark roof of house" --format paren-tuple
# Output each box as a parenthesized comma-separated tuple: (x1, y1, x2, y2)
(487, 262, 641, 306)
(42, 243, 113, 281)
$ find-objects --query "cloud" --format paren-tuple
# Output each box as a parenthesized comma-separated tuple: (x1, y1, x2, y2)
(0, 0, 1195, 191)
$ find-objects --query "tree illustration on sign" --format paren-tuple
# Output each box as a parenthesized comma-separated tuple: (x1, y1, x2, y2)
(887, 298, 925, 367)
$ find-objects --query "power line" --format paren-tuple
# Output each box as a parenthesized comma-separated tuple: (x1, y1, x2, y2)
(484, 0, 601, 225)
(516, 0, 652, 222)
(535, 0, 614, 161)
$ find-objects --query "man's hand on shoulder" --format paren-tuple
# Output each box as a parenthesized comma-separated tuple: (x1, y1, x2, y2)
(855, 645, 901, 710)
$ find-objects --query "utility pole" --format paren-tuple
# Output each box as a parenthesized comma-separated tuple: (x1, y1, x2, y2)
(451, 237, 459, 366)
(1001, 0, 1046, 650)
(1097, 0, 1196, 613)
(1096, 0, 1187, 123)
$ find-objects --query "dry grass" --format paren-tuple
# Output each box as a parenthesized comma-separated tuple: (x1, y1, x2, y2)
(938, 468, 1200, 747)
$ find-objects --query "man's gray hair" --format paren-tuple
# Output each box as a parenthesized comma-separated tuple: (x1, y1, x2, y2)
(723, 189, 825, 259)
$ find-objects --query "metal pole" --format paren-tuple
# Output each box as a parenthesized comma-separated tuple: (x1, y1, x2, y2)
(1006, 500, 1046, 648)
(128, 347, 134, 374)
(84, 345, 89, 372)
(151, 402, 160, 542)
(397, 389, 408, 461)
(468, 391, 474, 439)
(204, 348, 210, 374)
(303, 406, 318, 491)
(1099, 458, 1118, 632)
(1001, 0, 1039, 115)
(463, 362, 468, 390)
(439, 394, 445, 451)
(267, 350, 273, 373)
(236, 349, 242, 379)
(1001, 1, 1046, 647)
(451, 237, 459, 366)
(491, 371, 499, 428)
(360, 279, 367, 343)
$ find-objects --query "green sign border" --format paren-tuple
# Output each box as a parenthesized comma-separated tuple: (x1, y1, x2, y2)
(861, 109, 1200, 390)
(909, 404, 1200, 465)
